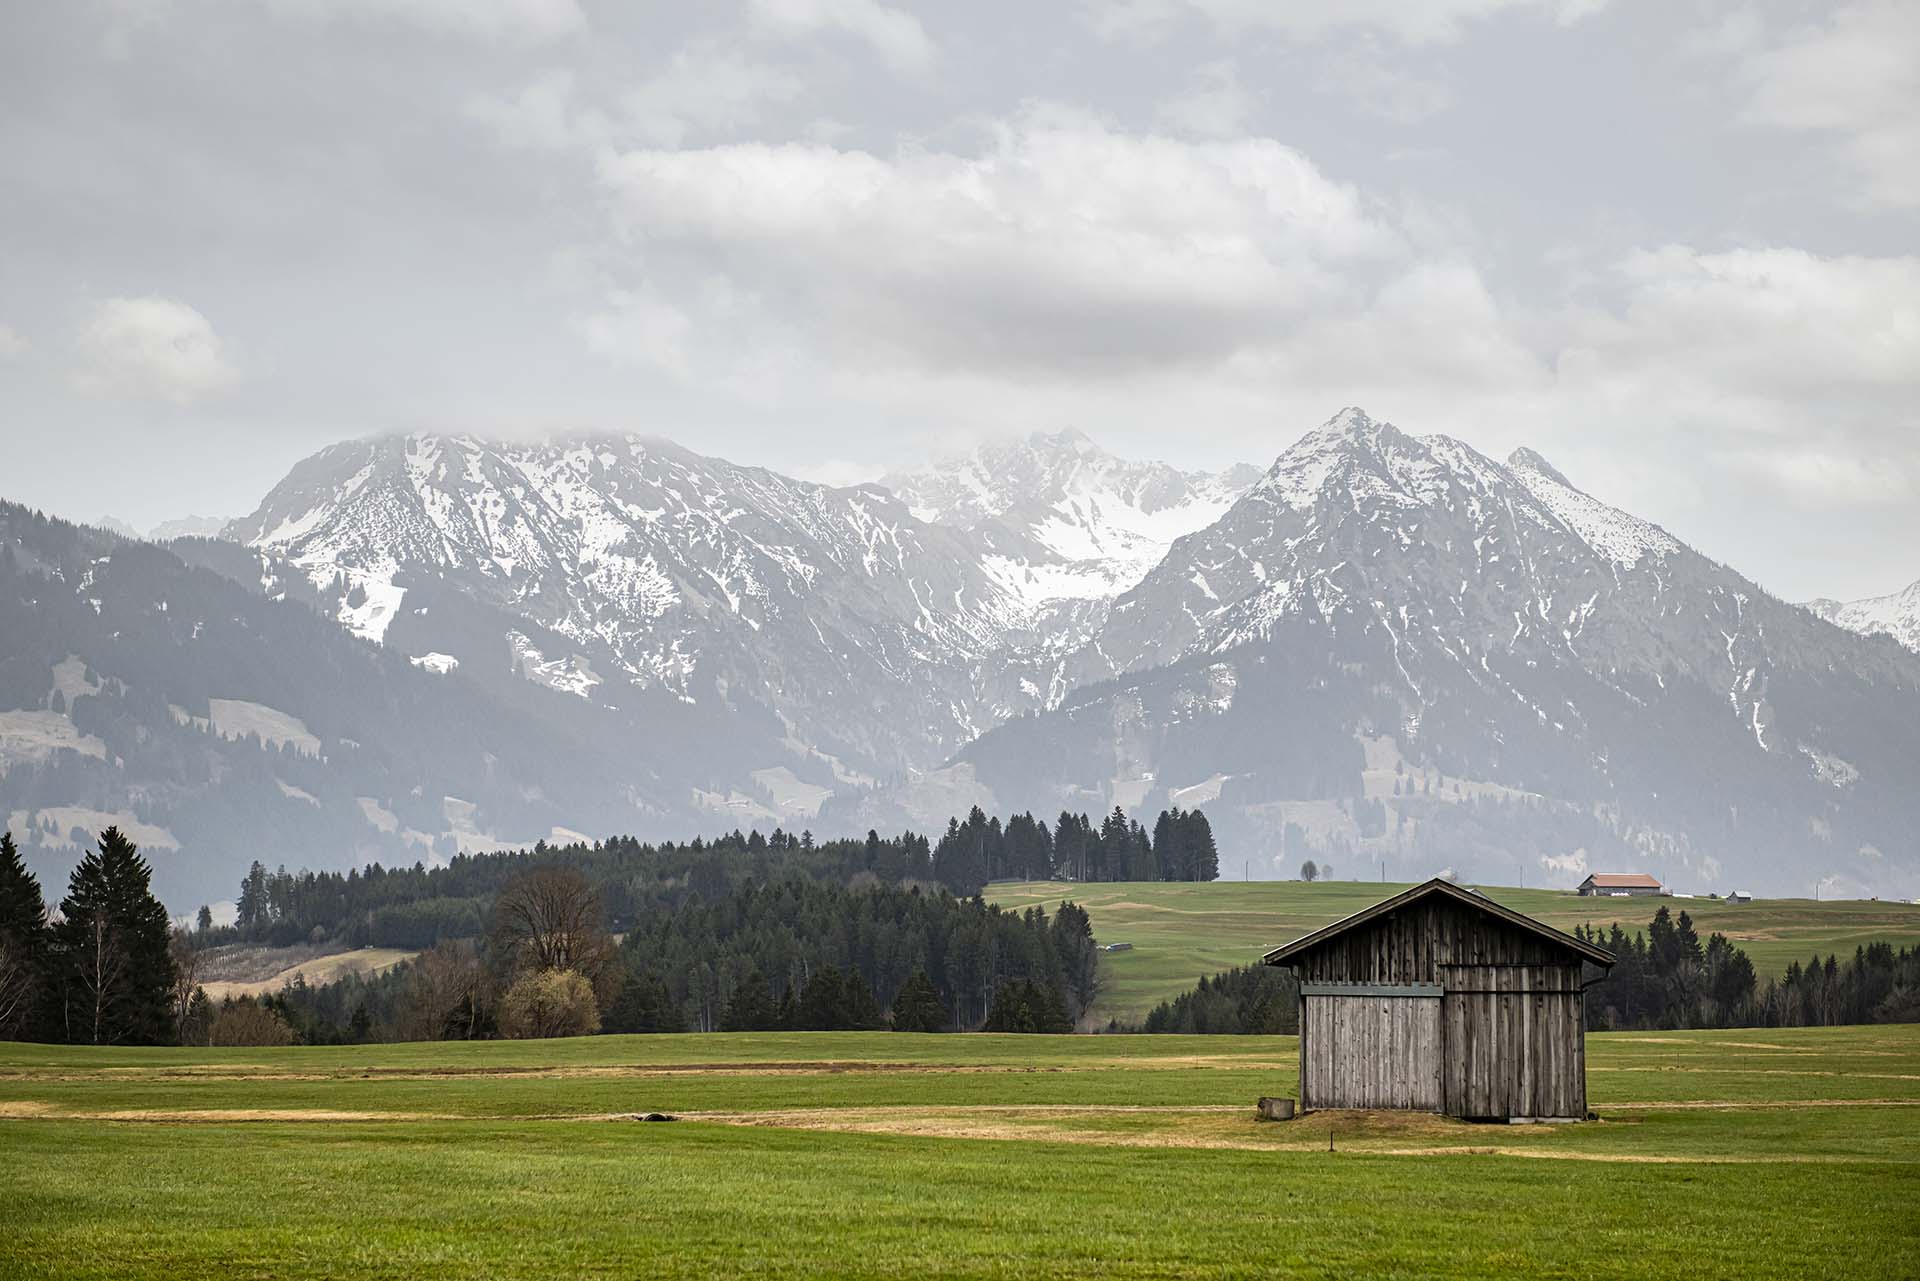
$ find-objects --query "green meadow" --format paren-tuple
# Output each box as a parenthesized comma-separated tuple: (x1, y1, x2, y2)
(4, 1025, 1918, 1279)
(986, 879, 1920, 1022)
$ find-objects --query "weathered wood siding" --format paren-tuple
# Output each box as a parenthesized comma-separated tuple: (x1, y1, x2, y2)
(1290, 894, 1590, 1118)
(1438, 965, 1586, 1118)
(1299, 993, 1442, 1111)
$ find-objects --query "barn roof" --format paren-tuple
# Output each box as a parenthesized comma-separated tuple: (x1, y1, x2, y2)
(1579, 873, 1663, 888)
(1260, 877, 1616, 968)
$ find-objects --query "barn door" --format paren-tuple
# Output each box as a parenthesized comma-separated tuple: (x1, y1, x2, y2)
(1300, 987, 1443, 1111)
(1441, 979, 1584, 1119)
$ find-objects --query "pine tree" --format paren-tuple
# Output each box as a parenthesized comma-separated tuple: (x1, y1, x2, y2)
(721, 968, 777, 1031)
(0, 831, 50, 1040)
(889, 969, 949, 1032)
(51, 828, 177, 1045)
(182, 988, 215, 1046)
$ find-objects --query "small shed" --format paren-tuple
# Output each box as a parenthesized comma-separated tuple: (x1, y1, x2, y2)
(1262, 878, 1613, 1120)
(1725, 890, 1753, 905)
(1576, 873, 1663, 897)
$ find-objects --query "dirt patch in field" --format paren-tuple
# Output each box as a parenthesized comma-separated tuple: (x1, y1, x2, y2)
(0, 1056, 1287, 1086)
(0, 1103, 443, 1123)
(1592, 1066, 1920, 1082)
(679, 1104, 1876, 1163)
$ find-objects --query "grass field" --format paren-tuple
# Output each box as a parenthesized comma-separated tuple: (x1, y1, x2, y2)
(3, 1025, 1917, 1278)
(987, 880, 1920, 1022)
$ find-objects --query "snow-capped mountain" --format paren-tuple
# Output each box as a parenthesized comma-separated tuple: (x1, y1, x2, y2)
(223, 433, 1089, 818)
(1, 500, 709, 910)
(1807, 580, 1920, 654)
(18, 408, 1905, 900)
(883, 429, 1258, 620)
(150, 515, 228, 541)
(930, 409, 1920, 896)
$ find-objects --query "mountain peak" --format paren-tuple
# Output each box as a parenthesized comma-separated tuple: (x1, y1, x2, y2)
(1027, 426, 1102, 457)
(1506, 446, 1575, 490)
(1324, 406, 1377, 436)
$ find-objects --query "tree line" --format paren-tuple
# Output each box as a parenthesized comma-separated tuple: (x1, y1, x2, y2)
(260, 873, 1097, 1044)
(1129, 905, 1920, 1037)
(205, 804, 1217, 954)
(0, 810, 1119, 1045)
(1575, 908, 1920, 1030)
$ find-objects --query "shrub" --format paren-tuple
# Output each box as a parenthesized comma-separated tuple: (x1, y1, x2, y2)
(498, 969, 599, 1039)
(209, 998, 297, 1047)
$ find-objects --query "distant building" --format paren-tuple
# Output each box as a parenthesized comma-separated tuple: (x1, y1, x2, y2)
(1725, 890, 1753, 905)
(1576, 873, 1663, 897)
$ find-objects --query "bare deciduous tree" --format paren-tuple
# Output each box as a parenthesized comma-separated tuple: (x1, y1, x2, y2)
(0, 936, 37, 1039)
(209, 998, 296, 1047)
(400, 940, 492, 1041)
(70, 908, 130, 1045)
(491, 867, 621, 1005)
(168, 929, 201, 1043)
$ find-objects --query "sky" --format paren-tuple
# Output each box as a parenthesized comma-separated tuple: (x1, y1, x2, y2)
(1, 0, 1915, 601)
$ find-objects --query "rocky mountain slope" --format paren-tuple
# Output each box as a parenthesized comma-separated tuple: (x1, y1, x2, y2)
(10, 411, 1916, 903)
(882, 429, 1257, 628)
(926, 410, 1920, 897)
(1807, 580, 1920, 655)
(0, 502, 739, 910)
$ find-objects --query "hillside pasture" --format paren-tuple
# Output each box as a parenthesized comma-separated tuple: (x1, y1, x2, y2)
(987, 879, 1920, 1022)
(3, 1026, 1916, 1278)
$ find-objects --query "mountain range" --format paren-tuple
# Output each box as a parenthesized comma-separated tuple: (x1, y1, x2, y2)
(4, 410, 1916, 909)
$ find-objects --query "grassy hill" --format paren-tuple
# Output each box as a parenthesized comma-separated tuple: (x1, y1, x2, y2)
(986, 879, 1920, 1023)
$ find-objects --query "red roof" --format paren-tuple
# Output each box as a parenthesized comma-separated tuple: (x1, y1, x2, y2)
(1583, 873, 1662, 888)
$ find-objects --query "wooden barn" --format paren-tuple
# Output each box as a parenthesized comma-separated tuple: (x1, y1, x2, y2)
(1262, 878, 1613, 1120)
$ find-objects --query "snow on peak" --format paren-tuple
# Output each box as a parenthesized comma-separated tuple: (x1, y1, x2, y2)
(1506, 447, 1682, 571)
(882, 428, 1257, 609)
(1807, 578, 1920, 653)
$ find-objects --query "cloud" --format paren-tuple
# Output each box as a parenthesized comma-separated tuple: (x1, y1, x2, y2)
(748, 0, 936, 76)
(622, 43, 808, 147)
(1562, 247, 1920, 412)
(576, 287, 693, 376)
(595, 108, 1400, 378)
(1310, 39, 1455, 123)
(469, 47, 808, 152)
(0, 324, 26, 359)
(257, 0, 585, 42)
(1085, 0, 1607, 46)
(73, 297, 237, 405)
(1153, 60, 1257, 138)
(1550, 246, 1920, 506)
(1732, 1, 1920, 209)
(466, 70, 605, 151)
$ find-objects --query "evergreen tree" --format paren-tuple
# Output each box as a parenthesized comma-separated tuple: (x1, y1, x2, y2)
(182, 987, 214, 1047)
(602, 971, 686, 1033)
(0, 831, 50, 1040)
(720, 968, 778, 1031)
(51, 828, 177, 1044)
(1182, 810, 1219, 881)
(980, 979, 1072, 1033)
(237, 860, 268, 932)
(889, 969, 949, 1032)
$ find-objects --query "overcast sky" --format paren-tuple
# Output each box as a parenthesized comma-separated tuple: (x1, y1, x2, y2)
(1, 0, 1914, 600)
